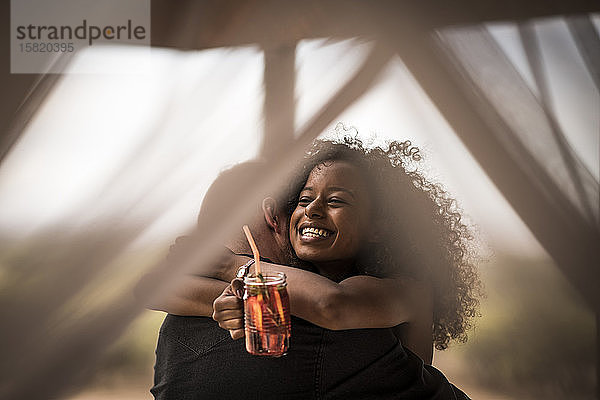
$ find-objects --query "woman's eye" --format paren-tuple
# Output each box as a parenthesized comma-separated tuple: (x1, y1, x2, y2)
(328, 198, 346, 205)
(297, 197, 312, 206)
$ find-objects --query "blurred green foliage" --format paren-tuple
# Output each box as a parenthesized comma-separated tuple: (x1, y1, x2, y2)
(94, 310, 165, 384)
(0, 231, 168, 392)
(4, 231, 593, 398)
(464, 255, 596, 399)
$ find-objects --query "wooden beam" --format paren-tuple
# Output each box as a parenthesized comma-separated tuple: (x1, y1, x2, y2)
(0, 4, 70, 164)
(567, 15, 600, 91)
(0, 2, 40, 162)
(150, 0, 600, 50)
(262, 44, 296, 160)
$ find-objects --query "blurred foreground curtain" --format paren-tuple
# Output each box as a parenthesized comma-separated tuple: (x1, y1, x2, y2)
(1, 1, 599, 398)
(440, 23, 598, 226)
(434, 19, 599, 312)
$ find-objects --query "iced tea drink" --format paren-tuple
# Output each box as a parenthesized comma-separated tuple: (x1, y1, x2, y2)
(244, 272, 290, 357)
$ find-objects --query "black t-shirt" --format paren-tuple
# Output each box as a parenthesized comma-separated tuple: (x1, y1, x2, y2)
(152, 315, 468, 399)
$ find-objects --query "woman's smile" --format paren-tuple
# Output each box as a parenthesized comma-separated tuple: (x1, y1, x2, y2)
(298, 224, 335, 242)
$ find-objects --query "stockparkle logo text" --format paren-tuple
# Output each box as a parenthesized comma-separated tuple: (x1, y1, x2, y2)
(15, 19, 146, 46)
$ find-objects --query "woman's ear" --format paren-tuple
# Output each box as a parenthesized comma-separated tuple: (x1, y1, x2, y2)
(262, 197, 280, 232)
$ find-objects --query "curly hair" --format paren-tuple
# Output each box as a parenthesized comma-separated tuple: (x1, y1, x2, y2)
(287, 133, 482, 350)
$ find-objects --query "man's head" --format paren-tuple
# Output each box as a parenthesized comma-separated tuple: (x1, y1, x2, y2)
(196, 159, 295, 264)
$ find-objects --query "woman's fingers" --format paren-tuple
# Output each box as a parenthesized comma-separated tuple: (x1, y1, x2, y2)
(213, 295, 240, 312)
(213, 307, 243, 330)
(229, 328, 245, 340)
(212, 283, 248, 339)
(213, 308, 243, 321)
(213, 284, 245, 331)
(213, 287, 241, 312)
(217, 317, 244, 330)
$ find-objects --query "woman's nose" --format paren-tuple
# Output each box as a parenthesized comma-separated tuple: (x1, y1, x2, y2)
(305, 198, 324, 218)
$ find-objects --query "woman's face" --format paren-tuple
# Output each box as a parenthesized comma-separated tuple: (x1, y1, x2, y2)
(289, 160, 372, 267)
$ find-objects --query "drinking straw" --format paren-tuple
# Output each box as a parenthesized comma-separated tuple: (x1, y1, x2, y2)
(242, 225, 262, 276)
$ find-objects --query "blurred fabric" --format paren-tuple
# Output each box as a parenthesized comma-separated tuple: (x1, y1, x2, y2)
(0, 2, 598, 399)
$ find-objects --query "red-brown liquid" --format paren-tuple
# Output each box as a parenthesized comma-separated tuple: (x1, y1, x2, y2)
(244, 277, 290, 357)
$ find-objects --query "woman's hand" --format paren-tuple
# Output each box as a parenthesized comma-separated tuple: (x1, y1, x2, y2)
(212, 279, 246, 339)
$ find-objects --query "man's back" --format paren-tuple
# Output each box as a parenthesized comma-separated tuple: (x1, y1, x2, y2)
(152, 315, 323, 399)
(152, 315, 468, 399)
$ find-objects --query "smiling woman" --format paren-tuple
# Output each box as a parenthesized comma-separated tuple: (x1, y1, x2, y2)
(279, 136, 483, 355)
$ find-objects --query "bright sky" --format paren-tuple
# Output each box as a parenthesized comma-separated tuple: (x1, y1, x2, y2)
(0, 17, 597, 259)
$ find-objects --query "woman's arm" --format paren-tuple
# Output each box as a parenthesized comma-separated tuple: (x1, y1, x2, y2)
(215, 255, 432, 330)
(264, 262, 431, 330)
(134, 235, 235, 316)
(137, 272, 228, 316)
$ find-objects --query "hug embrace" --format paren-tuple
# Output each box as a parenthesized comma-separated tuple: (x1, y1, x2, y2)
(144, 134, 482, 399)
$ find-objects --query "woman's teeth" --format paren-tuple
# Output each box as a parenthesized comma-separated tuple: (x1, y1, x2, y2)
(301, 227, 331, 238)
